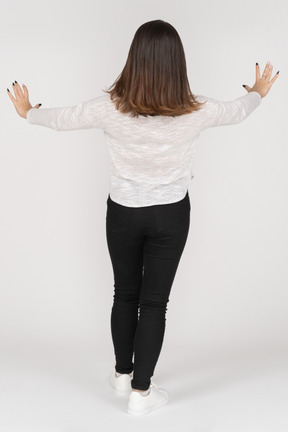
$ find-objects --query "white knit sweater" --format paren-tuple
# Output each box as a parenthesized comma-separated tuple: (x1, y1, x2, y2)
(26, 91, 262, 207)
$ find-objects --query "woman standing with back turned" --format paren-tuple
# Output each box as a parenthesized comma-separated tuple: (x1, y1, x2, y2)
(7, 19, 279, 416)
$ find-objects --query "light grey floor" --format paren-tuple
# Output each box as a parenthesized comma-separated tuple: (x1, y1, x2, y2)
(1, 342, 287, 432)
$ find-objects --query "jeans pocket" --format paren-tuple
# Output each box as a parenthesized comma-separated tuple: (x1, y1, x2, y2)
(154, 197, 190, 234)
(106, 198, 131, 233)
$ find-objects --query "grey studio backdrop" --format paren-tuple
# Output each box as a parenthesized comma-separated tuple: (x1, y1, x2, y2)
(0, 0, 287, 429)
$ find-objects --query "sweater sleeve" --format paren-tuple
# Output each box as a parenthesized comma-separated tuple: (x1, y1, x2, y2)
(196, 91, 262, 128)
(26, 93, 108, 131)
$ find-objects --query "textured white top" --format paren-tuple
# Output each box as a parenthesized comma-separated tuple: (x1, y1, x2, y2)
(27, 91, 262, 207)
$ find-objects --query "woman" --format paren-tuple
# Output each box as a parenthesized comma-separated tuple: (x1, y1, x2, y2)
(7, 19, 279, 416)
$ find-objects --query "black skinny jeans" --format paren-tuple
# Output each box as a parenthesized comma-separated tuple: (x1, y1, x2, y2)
(106, 190, 191, 390)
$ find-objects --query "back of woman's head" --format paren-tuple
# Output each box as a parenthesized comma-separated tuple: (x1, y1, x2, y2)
(104, 19, 206, 117)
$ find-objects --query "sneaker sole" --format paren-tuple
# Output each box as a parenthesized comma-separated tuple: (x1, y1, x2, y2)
(127, 395, 169, 415)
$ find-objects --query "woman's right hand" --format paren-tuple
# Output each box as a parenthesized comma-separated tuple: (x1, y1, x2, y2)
(243, 61, 279, 98)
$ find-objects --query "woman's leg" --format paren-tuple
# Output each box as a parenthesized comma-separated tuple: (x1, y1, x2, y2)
(106, 195, 144, 376)
(131, 193, 190, 390)
(106, 191, 190, 390)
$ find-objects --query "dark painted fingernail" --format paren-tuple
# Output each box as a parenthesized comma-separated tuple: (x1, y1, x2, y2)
(276, 71, 279, 74)
(39, 104, 42, 107)
(12, 82, 15, 86)
(15, 80, 18, 83)
(7, 88, 10, 92)
(256, 63, 258, 66)
(242, 85, 246, 88)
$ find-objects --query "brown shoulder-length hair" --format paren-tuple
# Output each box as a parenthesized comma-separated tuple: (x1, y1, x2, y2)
(103, 20, 206, 117)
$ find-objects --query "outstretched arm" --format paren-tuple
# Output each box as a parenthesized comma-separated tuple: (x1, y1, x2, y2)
(196, 61, 280, 129)
(7, 81, 108, 131)
(205, 91, 263, 127)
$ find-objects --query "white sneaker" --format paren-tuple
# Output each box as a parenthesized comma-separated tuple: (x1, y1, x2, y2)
(127, 381, 169, 415)
(109, 368, 134, 396)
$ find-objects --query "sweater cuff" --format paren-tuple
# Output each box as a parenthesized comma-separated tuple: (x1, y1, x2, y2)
(26, 108, 38, 123)
(249, 91, 262, 102)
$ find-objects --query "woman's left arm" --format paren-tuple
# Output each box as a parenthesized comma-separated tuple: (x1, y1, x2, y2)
(7, 81, 107, 131)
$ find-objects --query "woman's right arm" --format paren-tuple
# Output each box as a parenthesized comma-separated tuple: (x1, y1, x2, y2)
(197, 61, 279, 128)
(197, 91, 262, 127)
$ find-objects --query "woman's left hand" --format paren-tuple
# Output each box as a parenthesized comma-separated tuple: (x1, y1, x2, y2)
(7, 81, 41, 119)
